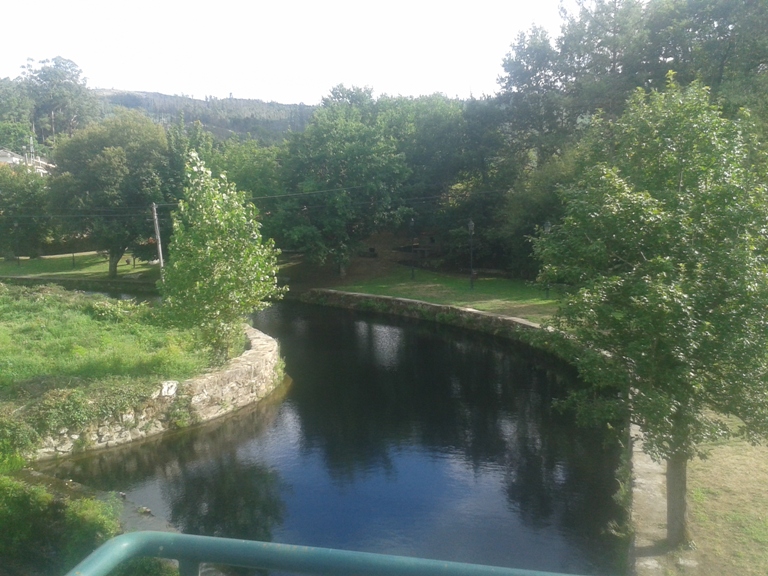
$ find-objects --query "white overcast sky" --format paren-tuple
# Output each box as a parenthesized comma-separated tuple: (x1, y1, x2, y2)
(0, 0, 574, 105)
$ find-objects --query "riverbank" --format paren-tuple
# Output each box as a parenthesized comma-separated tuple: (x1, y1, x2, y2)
(0, 283, 283, 462)
(0, 283, 284, 575)
(3, 245, 763, 575)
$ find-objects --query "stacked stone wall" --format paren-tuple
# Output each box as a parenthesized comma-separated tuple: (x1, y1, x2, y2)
(33, 326, 281, 461)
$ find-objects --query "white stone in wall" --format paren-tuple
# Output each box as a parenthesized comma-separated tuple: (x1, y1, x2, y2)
(161, 381, 178, 397)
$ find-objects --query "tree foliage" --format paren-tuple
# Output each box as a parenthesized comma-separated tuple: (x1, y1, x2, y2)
(0, 165, 52, 258)
(50, 109, 168, 277)
(161, 153, 282, 361)
(267, 86, 410, 272)
(20, 57, 98, 146)
(534, 79, 768, 545)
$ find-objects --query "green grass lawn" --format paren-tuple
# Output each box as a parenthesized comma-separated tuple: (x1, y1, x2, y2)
(0, 253, 160, 282)
(0, 283, 207, 459)
(339, 267, 557, 323)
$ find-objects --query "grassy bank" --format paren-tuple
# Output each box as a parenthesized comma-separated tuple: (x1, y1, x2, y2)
(0, 282, 207, 574)
(0, 252, 160, 281)
(0, 282, 208, 459)
(338, 267, 556, 324)
(680, 439, 768, 576)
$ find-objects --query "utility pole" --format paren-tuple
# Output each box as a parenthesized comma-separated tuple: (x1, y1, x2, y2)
(468, 219, 475, 290)
(410, 218, 415, 280)
(151, 203, 165, 272)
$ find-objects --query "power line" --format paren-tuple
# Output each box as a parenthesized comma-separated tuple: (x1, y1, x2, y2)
(2, 187, 508, 220)
(250, 185, 367, 201)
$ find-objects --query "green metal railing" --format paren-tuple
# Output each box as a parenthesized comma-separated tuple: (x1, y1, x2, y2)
(65, 531, 592, 576)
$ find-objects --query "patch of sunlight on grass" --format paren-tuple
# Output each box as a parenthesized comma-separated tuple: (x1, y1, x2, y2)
(339, 269, 557, 322)
(683, 439, 768, 576)
(0, 252, 159, 281)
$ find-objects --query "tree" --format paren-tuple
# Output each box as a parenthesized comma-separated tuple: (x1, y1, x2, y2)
(20, 57, 98, 146)
(207, 138, 281, 202)
(270, 86, 409, 273)
(161, 153, 282, 361)
(50, 109, 168, 277)
(0, 78, 35, 154)
(533, 79, 768, 546)
(0, 77, 34, 125)
(0, 165, 52, 258)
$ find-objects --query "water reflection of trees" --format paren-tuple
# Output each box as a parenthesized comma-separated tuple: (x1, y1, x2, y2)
(261, 304, 622, 569)
(165, 452, 284, 541)
(36, 398, 286, 545)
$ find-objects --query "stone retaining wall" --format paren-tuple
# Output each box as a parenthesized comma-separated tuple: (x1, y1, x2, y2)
(33, 325, 282, 461)
(299, 289, 540, 338)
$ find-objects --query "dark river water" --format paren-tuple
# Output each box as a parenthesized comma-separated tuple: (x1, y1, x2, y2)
(40, 302, 624, 575)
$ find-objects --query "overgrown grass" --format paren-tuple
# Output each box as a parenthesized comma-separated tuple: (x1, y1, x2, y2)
(0, 283, 199, 575)
(0, 283, 208, 454)
(339, 267, 557, 323)
(0, 252, 160, 281)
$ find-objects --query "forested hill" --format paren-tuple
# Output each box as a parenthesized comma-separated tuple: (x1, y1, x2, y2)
(93, 89, 315, 143)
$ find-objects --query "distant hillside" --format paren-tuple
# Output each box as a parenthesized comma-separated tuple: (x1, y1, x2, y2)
(93, 90, 315, 144)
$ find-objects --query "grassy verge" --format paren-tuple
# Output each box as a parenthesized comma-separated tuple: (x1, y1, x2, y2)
(679, 439, 768, 576)
(0, 252, 160, 282)
(0, 282, 208, 458)
(338, 267, 557, 324)
(0, 282, 200, 574)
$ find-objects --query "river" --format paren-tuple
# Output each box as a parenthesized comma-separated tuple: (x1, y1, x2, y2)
(39, 302, 624, 575)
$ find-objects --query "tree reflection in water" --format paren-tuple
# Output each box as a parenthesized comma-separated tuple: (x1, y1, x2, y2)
(165, 453, 284, 541)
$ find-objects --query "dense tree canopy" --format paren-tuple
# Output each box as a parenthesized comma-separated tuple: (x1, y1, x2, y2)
(20, 57, 98, 147)
(50, 109, 168, 277)
(534, 80, 768, 546)
(0, 165, 51, 258)
(266, 86, 410, 272)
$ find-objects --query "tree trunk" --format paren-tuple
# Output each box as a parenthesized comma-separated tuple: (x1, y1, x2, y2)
(108, 250, 124, 279)
(666, 452, 690, 547)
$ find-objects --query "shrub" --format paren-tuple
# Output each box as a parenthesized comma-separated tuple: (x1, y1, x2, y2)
(0, 476, 122, 572)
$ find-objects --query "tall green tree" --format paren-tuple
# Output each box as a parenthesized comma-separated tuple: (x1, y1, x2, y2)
(20, 58, 98, 146)
(161, 153, 282, 361)
(0, 78, 35, 154)
(50, 109, 168, 277)
(0, 77, 34, 125)
(207, 138, 281, 202)
(0, 165, 52, 258)
(534, 79, 768, 546)
(271, 86, 409, 273)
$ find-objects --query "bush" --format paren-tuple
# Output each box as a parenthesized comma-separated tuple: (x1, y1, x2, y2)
(63, 495, 121, 569)
(0, 476, 121, 572)
(0, 475, 56, 561)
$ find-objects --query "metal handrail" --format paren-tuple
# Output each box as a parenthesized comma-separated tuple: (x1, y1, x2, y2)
(65, 531, 591, 576)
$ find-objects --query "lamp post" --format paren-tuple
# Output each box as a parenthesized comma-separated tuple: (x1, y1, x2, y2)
(468, 218, 475, 290)
(410, 218, 415, 280)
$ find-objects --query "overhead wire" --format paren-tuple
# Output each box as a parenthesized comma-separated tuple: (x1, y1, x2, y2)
(2, 186, 507, 221)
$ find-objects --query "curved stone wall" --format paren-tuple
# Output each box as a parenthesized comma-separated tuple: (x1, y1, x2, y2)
(33, 326, 282, 461)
